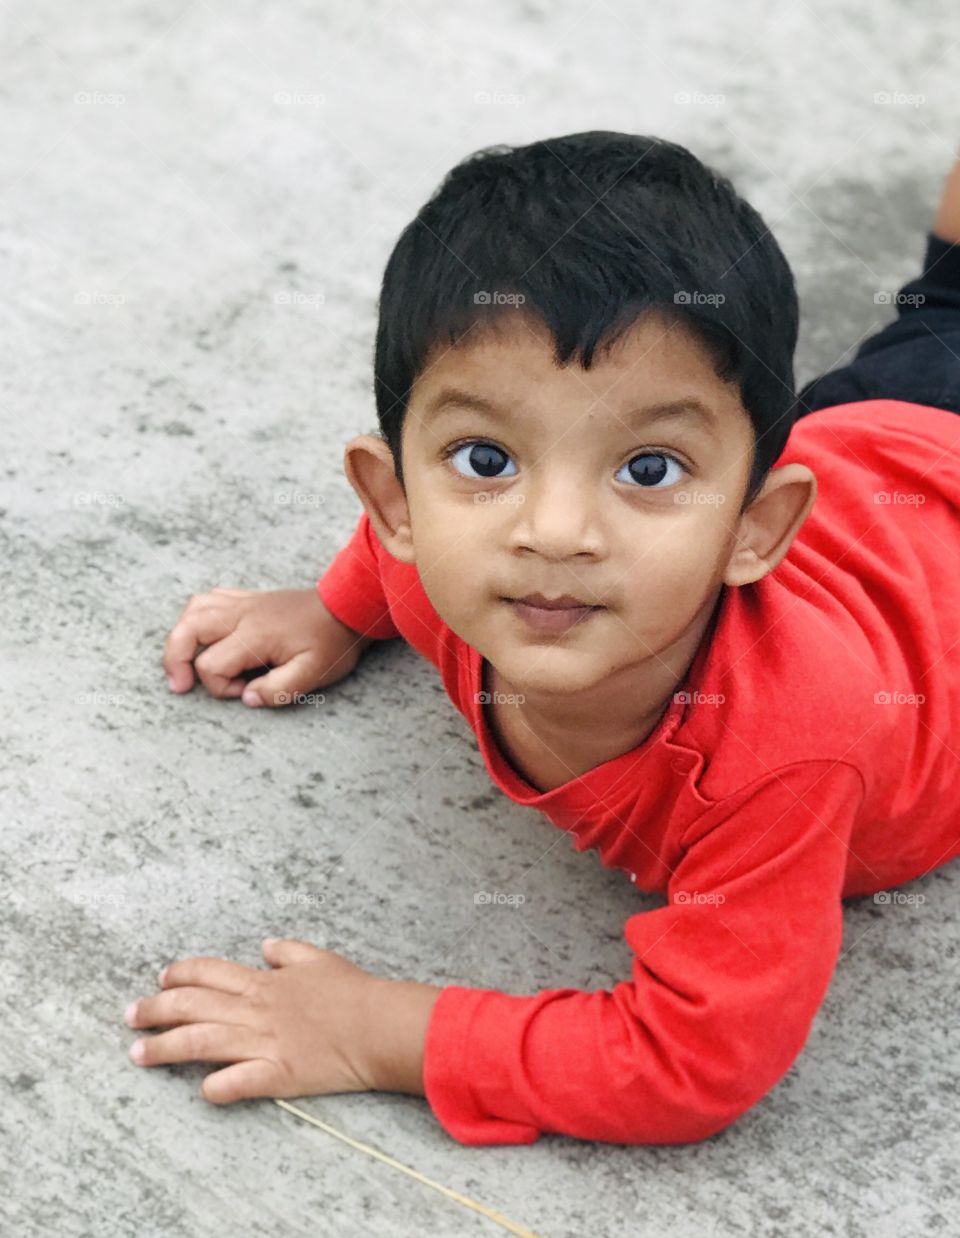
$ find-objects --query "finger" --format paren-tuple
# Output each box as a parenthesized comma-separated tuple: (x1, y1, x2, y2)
(194, 631, 270, 699)
(201, 1058, 285, 1104)
(159, 955, 263, 995)
(127, 984, 247, 1030)
(130, 1021, 263, 1068)
(239, 650, 326, 709)
(261, 938, 324, 967)
(163, 598, 237, 693)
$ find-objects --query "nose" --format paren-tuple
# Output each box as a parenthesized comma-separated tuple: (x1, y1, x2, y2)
(511, 470, 604, 559)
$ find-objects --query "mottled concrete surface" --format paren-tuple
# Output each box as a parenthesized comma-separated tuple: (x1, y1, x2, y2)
(3, 2, 960, 1236)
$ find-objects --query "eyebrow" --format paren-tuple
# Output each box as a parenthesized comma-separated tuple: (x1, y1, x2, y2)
(420, 386, 720, 439)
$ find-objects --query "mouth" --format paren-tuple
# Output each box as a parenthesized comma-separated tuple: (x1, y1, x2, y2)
(502, 593, 605, 635)
(511, 592, 601, 610)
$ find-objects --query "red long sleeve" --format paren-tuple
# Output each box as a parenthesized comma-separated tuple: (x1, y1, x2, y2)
(315, 402, 960, 1145)
(316, 510, 401, 641)
(422, 760, 865, 1145)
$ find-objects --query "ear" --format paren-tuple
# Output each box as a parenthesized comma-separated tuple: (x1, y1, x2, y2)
(342, 434, 416, 565)
(723, 463, 817, 586)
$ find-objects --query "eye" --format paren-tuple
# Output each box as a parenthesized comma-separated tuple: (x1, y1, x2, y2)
(444, 441, 689, 488)
(615, 452, 688, 489)
(445, 440, 518, 480)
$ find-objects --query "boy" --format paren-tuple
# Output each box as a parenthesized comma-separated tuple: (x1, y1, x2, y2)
(127, 132, 960, 1147)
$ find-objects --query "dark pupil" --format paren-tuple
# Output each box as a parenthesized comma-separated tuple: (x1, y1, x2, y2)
(627, 454, 668, 486)
(467, 446, 668, 484)
(469, 444, 507, 476)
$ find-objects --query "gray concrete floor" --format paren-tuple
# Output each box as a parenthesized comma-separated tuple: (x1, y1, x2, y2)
(3, 2, 960, 1235)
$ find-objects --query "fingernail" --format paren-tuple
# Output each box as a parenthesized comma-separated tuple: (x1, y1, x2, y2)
(129, 1040, 146, 1064)
(158, 966, 169, 985)
(124, 1000, 139, 1025)
(242, 688, 263, 708)
(167, 675, 177, 691)
(263, 937, 278, 948)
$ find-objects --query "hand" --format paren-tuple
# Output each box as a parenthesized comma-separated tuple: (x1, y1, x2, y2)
(124, 939, 386, 1103)
(163, 587, 375, 707)
(933, 154, 960, 245)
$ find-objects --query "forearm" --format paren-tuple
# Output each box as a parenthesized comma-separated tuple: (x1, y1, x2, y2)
(358, 976, 444, 1095)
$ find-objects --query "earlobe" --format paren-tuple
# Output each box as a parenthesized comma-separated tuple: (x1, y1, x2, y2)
(723, 464, 817, 587)
(342, 435, 416, 565)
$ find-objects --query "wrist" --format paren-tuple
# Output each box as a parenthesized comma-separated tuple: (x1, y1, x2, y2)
(313, 590, 376, 652)
(358, 976, 444, 1095)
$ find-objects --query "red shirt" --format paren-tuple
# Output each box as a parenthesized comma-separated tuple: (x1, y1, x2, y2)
(316, 399, 960, 1146)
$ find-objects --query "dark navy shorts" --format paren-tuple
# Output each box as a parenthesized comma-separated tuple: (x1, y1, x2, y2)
(794, 232, 960, 420)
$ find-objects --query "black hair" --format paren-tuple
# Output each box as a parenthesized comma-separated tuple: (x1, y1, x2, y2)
(373, 130, 799, 512)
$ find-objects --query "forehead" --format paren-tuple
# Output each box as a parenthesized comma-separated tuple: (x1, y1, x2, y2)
(411, 309, 742, 415)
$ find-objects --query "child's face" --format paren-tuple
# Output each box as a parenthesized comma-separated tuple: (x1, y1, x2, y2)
(397, 309, 760, 696)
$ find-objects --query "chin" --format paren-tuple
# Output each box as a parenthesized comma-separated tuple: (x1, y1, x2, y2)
(491, 644, 608, 696)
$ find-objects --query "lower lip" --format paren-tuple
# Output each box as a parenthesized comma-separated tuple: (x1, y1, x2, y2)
(506, 600, 603, 634)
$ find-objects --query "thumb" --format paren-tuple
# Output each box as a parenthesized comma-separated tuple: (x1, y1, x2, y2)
(240, 651, 323, 708)
(262, 937, 323, 967)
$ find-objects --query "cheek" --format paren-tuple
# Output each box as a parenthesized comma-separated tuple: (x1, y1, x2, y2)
(616, 515, 725, 603)
(408, 519, 481, 619)
(622, 507, 715, 562)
